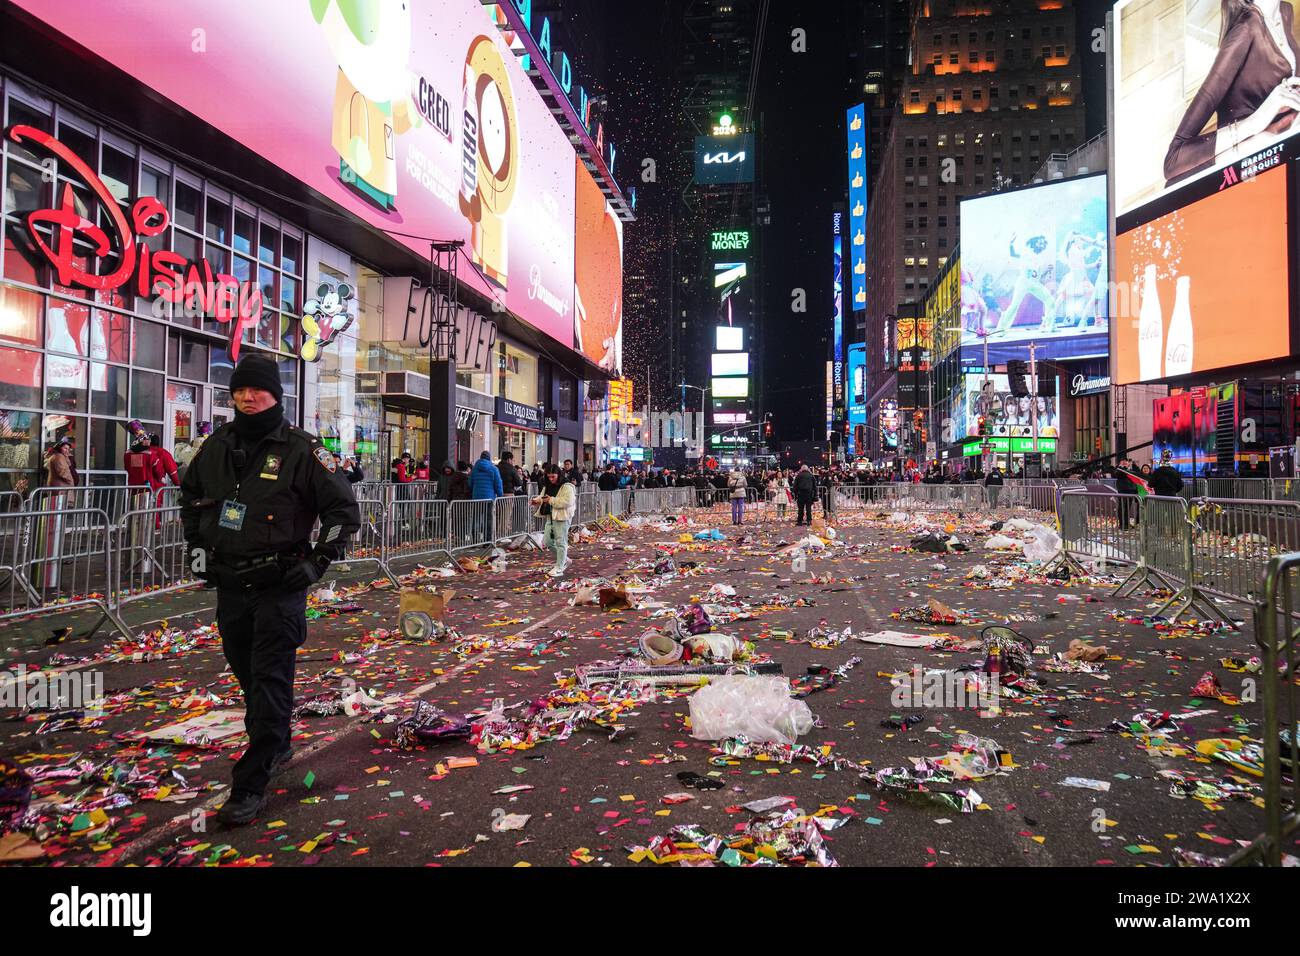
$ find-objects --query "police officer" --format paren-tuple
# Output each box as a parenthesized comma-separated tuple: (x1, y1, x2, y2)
(181, 354, 360, 826)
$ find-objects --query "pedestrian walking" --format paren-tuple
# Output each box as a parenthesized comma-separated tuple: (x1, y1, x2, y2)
(793, 464, 817, 525)
(984, 466, 1004, 510)
(728, 468, 747, 524)
(532, 462, 575, 577)
(180, 353, 360, 826)
(773, 470, 791, 520)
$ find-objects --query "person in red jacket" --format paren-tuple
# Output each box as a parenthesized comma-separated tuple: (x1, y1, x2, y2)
(415, 457, 430, 481)
(147, 434, 180, 490)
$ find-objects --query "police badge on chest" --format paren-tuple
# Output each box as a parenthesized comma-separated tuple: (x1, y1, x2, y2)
(260, 454, 282, 481)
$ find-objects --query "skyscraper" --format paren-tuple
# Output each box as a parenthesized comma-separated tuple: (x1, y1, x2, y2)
(857, 0, 1086, 457)
(671, 0, 766, 467)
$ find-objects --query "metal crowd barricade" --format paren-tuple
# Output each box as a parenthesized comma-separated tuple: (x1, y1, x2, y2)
(114, 504, 195, 609)
(1227, 552, 1300, 867)
(447, 498, 495, 555)
(28, 484, 152, 525)
(1056, 491, 1142, 566)
(0, 507, 130, 638)
(342, 496, 398, 585)
(1187, 498, 1300, 606)
(494, 494, 535, 544)
(386, 498, 452, 569)
(1115, 495, 1184, 598)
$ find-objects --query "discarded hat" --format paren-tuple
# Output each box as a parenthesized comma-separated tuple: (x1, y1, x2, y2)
(639, 631, 684, 665)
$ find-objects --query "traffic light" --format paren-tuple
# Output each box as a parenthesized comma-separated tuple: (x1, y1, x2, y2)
(1094, 435, 1103, 453)
(1037, 366, 1055, 398)
(1007, 360, 1029, 397)
(764, 421, 773, 438)
(977, 415, 989, 437)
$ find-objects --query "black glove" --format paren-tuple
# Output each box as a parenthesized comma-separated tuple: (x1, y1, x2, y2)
(282, 554, 329, 591)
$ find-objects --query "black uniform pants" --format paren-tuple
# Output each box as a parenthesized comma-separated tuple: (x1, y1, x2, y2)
(216, 584, 308, 797)
(796, 497, 813, 524)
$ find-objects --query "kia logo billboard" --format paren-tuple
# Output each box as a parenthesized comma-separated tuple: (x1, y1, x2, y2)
(695, 134, 755, 184)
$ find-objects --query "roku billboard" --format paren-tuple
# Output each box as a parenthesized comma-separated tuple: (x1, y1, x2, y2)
(12, 0, 579, 349)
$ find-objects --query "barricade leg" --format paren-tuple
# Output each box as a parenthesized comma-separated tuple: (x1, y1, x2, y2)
(1153, 510, 1237, 626)
(1114, 499, 1180, 597)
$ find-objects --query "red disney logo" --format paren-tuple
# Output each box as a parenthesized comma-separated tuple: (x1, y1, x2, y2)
(7, 124, 262, 361)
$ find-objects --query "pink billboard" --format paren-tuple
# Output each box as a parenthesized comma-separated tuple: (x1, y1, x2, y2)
(13, 0, 578, 349)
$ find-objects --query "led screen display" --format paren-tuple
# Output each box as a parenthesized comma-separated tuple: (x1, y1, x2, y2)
(1115, 164, 1290, 384)
(959, 174, 1109, 363)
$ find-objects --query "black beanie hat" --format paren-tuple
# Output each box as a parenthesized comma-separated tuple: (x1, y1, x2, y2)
(229, 354, 283, 402)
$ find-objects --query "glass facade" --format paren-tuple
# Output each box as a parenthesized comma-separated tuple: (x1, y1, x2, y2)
(1, 77, 303, 491)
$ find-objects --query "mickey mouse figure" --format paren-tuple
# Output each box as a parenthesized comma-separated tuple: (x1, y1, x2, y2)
(300, 281, 355, 362)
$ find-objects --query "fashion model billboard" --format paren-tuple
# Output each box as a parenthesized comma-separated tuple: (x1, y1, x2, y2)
(1114, 163, 1290, 384)
(1114, 0, 1300, 219)
(959, 175, 1109, 363)
(12, 0, 579, 349)
(955, 374, 1061, 440)
(574, 159, 623, 374)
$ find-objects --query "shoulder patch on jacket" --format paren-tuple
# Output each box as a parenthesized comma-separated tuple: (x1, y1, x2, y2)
(313, 446, 337, 473)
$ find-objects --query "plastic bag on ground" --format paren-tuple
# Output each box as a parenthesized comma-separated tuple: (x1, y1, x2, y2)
(1005, 518, 1038, 532)
(688, 675, 814, 745)
(1021, 526, 1061, 563)
(984, 534, 1019, 550)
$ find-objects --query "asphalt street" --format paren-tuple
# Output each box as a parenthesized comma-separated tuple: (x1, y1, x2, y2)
(0, 499, 1274, 867)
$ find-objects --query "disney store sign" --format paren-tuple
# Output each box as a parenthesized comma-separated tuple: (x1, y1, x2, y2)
(7, 124, 263, 361)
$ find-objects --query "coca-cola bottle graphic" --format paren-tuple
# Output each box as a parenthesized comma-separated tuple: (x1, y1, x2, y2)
(1137, 264, 1164, 381)
(1164, 275, 1193, 377)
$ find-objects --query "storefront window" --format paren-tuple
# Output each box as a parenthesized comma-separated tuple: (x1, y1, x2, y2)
(0, 285, 42, 346)
(130, 369, 164, 422)
(498, 342, 537, 406)
(41, 413, 85, 470)
(88, 415, 128, 472)
(0, 345, 42, 408)
(132, 319, 166, 369)
(0, 409, 41, 489)
(90, 363, 127, 416)
(46, 355, 87, 411)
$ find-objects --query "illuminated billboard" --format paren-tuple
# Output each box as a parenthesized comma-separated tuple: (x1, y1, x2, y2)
(846, 104, 868, 312)
(712, 353, 750, 376)
(848, 344, 868, 417)
(955, 374, 1061, 440)
(695, 134, 755, 184)
(847, 343, 867, 457)
(833, 212, 844, 404)
(1114, 0, 1300, 221)
(880, 400, 900, 452)
(1115, 164, 1290, 385)
(959, 174, 1109, 363)
(12, 0, 580, 349)
(711, 231, 751, 251)
(575, 159, 624, 374)
(713, 377, 750, 398)
(716, 327, 744, 351)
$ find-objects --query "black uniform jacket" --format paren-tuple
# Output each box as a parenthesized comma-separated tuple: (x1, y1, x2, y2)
(180, 419, 361, 564)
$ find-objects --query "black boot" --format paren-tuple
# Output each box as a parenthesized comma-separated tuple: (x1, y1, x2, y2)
(218, 791, 266, 827)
